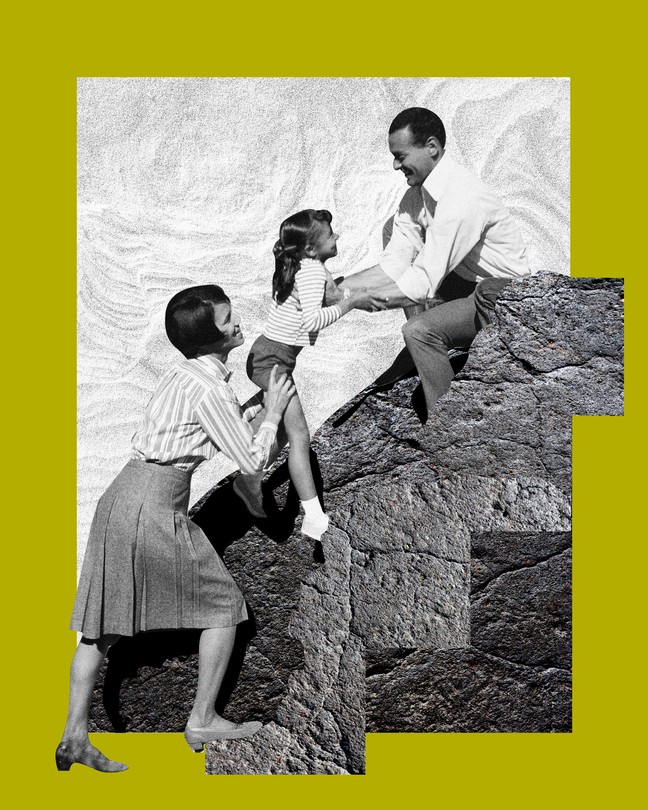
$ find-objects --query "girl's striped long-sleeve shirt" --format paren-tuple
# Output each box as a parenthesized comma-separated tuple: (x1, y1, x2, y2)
(130, 354, 277, 474)
(263, 258, 343, 347)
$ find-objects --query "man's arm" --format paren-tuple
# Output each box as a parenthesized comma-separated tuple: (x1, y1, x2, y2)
(402, 198, 486, 298)
(340, 189, 429, 307)
(339, 264, 419, 309)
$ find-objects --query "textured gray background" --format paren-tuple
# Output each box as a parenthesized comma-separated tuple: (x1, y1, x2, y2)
(77, 77, 570, 564)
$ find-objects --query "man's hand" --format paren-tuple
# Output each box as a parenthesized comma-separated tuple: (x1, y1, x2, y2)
(345, 287, 389, 312)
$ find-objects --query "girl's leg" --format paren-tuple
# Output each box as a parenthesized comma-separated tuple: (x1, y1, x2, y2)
(283, 394, 328, 538)
(283, 393, 316, 501)
(57, 634, 127, 772)
(233, 406, 288, 518)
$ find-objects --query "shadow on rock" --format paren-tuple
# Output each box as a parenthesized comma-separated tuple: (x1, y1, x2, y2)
(89, 456, 329, 733)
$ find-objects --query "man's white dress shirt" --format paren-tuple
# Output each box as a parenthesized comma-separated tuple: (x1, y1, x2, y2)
(379, 153, 530, 303)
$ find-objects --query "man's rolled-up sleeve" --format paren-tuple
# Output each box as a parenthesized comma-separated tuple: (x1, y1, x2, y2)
(412, 199, 486, 297)
(379, 193, 430, 303)
(195, 384, 277, 475)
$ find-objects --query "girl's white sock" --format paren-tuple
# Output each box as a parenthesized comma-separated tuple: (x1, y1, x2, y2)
(301, 496, 325, 518)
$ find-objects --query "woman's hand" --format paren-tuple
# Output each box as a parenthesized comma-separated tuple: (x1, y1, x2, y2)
(264, 365, 296, 423)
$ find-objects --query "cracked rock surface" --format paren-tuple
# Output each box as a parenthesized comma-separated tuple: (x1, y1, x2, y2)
(88, 273, 623, 764)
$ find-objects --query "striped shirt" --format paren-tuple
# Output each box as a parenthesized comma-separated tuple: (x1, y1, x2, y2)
(130, 354, 277, 475)
(263, 258, 343, 347)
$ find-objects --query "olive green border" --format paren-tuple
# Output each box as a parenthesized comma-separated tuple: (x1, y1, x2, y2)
(6, 3, 641, 807)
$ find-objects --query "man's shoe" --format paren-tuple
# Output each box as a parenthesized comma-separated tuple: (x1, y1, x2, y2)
(410, 383, 428, 425)
(233, 476, 266, 519)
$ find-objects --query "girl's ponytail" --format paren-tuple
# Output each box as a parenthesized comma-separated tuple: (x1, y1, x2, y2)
(272, 240, 301, 304)
(271, 209, 332, 304)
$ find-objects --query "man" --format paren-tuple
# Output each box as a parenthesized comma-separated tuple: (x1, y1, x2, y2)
(341, 107, 531, 418)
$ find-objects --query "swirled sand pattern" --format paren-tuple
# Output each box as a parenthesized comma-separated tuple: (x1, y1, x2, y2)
(77, 77, 569, 566)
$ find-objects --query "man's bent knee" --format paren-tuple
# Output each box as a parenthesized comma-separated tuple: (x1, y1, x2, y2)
(474, 277, 512, 318)
(402, 312, 446, 346)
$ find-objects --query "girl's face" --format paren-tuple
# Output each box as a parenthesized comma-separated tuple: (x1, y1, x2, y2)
(308, 222, 339, 262)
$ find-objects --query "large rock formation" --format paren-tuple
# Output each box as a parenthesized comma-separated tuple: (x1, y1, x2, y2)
(88, 273, 623, 772)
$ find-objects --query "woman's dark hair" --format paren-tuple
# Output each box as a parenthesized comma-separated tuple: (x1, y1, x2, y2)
(388, 107, 446, 149)
(272, 209, 332, 304)
(165, 284, 230, 357)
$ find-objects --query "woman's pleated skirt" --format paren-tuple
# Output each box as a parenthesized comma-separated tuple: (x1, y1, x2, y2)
(71, 459, 248, 639)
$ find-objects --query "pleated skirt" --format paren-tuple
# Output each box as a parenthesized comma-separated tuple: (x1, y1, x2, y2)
(71, 459, 248, 639)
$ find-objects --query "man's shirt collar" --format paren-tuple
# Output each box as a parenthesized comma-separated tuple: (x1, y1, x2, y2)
(422, 152, 457, 201)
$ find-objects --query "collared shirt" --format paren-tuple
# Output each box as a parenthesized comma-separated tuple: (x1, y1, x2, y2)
(130, 354, 277, 474)
(379, 153, 530, 303)
(263, 258, 343, 347)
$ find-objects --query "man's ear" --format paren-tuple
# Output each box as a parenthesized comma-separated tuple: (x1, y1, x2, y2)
(426, 136, 442, 158)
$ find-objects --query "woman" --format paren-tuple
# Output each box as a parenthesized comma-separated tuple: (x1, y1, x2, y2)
(57, 284, 295, 772)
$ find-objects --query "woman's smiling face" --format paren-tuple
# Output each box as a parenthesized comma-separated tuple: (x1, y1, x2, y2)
(212, 301, 244, 353)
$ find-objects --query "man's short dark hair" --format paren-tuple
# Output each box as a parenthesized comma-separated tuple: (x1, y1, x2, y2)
(165, 284, 230, 357)
(389, 107, 446, 149)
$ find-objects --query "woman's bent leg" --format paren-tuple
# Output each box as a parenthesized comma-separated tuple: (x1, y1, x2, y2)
(186, 626, 237, 729)
(184, 626, 262, 750)
(57, 634, 127, 772)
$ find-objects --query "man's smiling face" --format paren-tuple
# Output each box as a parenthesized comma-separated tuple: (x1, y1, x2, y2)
(389, 126, 437, 187)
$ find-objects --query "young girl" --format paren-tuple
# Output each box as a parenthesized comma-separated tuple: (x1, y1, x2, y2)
(245, 209, 384, 540)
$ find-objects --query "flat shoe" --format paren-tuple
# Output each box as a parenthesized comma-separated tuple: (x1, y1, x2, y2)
(55, 741, 128, 772)
(184, 720, 263, 752)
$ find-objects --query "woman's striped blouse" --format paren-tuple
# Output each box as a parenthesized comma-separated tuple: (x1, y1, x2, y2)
(130, 354, 277, 475)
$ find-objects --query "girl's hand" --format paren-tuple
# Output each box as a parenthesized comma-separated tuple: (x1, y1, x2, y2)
(265, 365, 296, 420)
(347, 288, 389, 312)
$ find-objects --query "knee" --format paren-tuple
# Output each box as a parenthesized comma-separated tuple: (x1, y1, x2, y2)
(402, 315, 421, 341)
(402, 314, 444, 347)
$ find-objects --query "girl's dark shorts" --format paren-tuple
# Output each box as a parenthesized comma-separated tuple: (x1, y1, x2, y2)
(247, 334, 302, 391)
